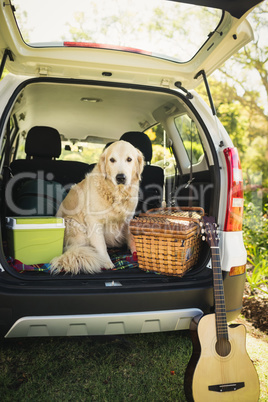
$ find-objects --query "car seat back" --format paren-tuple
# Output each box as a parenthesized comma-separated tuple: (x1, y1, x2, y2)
(8, 126, 91, 216)
(120, 131, 164, 213)
(10, 126, 91, 188)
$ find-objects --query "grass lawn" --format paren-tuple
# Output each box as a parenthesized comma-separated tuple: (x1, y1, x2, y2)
(0, 331, 191, 401)
(0, 323, 267, 401)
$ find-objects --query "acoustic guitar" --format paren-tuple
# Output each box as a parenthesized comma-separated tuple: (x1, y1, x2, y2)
(184, 216, 260, 402)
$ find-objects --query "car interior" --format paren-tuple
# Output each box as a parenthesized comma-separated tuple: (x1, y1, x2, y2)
(0, 79, 217, 280)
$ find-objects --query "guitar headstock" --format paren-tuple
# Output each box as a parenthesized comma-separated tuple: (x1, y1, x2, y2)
(201, 216, 220, 248)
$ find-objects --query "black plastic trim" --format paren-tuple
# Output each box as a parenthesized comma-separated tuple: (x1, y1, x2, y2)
(0, 271, 246, 337)
(169, 0, 263, 19)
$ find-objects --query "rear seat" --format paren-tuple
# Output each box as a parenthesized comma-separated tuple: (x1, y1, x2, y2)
(8, 126, 91, 216)
(10, 126, 91, 187)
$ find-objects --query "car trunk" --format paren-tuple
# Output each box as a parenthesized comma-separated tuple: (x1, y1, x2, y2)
(0, 76, 218, 289)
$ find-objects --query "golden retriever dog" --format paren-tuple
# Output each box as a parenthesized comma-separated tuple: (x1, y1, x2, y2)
(50, 140, 144, 274)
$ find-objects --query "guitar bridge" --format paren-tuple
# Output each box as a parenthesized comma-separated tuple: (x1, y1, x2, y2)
(209, 382, 245, 392)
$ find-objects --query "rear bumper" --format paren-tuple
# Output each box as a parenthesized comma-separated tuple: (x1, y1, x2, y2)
(5, 308, 203, 338)
(0, 269, 246, 338)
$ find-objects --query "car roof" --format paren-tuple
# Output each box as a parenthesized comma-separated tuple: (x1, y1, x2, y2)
(172, 0, 262, 18)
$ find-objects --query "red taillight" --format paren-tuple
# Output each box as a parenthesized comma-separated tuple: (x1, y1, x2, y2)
(223, 147, 244, 231)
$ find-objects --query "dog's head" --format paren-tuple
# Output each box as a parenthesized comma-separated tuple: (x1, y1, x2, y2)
(99, 140, 144, 186)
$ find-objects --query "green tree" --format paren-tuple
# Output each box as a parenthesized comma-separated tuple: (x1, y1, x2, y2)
(198, 3, 268, 191)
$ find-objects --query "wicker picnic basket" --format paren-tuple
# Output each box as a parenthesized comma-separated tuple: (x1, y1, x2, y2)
(130, 207, 204, 277)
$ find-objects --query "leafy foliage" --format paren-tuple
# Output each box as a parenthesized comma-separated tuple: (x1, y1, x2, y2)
(243, 200, 268, 295)
(198, 3, 268, 190)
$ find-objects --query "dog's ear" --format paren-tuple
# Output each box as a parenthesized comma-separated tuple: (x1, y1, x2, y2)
(99, 151, 107, 178)
(136, 149, 144, 180)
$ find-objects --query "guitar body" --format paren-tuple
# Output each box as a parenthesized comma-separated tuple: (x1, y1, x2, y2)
(185, 217, 260, 402)
(187, 313, 260, 402)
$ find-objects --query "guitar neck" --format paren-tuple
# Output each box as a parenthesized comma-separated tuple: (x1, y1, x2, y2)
(211, 246, 229, 341)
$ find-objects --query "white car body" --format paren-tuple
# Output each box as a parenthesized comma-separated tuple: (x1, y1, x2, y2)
(0, 0, 261, 338)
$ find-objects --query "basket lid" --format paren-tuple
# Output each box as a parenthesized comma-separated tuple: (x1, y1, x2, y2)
(145, 206, 204, 221)
(130, 215, 199, 235)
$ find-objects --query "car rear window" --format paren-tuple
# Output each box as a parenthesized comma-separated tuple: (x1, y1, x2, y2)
(12, 0, 222, 63)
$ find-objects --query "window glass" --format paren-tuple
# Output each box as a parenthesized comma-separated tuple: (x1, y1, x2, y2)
(174, 114, 204, 164)
(14, 136, 105, 164)
(145, 124, 176, 177)
(59, 141, 104, 164)
(14, 133, 26, 159)
(12, 0, 222, 64)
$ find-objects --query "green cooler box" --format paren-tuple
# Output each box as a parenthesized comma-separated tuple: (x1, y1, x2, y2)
(6, 216, 65, 265)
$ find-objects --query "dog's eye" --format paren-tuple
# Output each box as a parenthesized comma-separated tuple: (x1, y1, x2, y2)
(110, 157, 116, 163)
(126, 157, 132, 162)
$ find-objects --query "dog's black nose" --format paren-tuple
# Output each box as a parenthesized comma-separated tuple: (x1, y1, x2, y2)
(116, 173, 126, 185)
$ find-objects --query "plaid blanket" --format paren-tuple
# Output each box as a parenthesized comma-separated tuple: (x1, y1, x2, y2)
(6, 248, 138, 274)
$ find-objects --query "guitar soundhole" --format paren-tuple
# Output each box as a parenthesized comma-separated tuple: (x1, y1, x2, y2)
(215, 338, 231, 357)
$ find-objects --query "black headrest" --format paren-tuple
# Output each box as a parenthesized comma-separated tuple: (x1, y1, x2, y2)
(25, 126, 61, 158)
(120, 131, 152, 163)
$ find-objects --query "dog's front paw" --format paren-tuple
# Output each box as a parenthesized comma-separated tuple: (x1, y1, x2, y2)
(101, 259, 115, 270)
(50, 255, 66, 274)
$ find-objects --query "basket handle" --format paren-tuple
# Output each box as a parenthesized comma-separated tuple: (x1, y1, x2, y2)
(138, 213, 201, 226)
(144, 206, 204, 216)
(176, 206, 204, 216)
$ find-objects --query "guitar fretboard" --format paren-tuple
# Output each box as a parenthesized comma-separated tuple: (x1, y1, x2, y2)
(211, 247, 229, 341)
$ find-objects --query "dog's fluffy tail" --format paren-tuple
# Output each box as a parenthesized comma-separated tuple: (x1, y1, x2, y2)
(50, 245, 109, 275)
